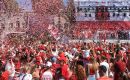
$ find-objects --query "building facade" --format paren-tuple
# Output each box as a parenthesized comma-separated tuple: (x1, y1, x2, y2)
(0, 0, 29, 44)
(0, 13, 28, 33)
(74, 0, 130, 21)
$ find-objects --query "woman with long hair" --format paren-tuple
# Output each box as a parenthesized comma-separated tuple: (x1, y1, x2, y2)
(75, 60, 87, 80)
(86, 57, 99, 80)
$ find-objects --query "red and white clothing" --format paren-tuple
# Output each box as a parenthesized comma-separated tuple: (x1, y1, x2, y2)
(61, 64, 69, 80)
(97, 76, 112, 80)
(100, 61, 109, 77)
(35, 56, 42, 65)
(88, 64, 97, 80)
(5, 61, 15, 78)
(19, 73, 32, 80)
(14, 61, 21, 72)
(0, 71, 10, 80)
(41, 70, 53, 80)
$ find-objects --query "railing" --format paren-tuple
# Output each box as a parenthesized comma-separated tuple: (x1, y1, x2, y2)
(68, 30, 130, 41)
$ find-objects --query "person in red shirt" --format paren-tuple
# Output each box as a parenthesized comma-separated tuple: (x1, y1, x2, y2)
(35, 55, 42, 66)
(59, 58, 70, 80)
(114, 55, 126, 80)
(51, 57, 60, 73)
(14, 58, 21, 72)
(0, 70, 10, 80)
(0, 62, 10, 80)
(97, 65, 112, 80)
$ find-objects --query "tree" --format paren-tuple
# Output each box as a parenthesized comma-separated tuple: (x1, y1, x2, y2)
(3, 0, 19, 13)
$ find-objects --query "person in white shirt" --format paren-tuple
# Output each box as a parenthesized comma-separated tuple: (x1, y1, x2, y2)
(19, 66, 32, 80)
(51, 48, 59, 57)
(100, 56, 109, 77)
(41, 61, 53, 80)
(65, 52, 74, 61)
(19, 73, 32, 80)
(5, 57, 15, 80)
(71, 48, 78, 57)
(83, 49, 90, 58)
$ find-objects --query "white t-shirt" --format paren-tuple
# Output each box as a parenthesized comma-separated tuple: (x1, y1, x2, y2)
(65, 52, 74, 61)
(100, 61, 109, 77)
(83, 50, 90, 58)
(5, 61, 15, 77)
(42, 70, 53, 80)
(52, 50, 58, 57)
(19, 73, 32, 80)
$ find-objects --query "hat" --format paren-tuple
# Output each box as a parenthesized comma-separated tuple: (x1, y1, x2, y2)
(58, 57, 66, 62)
(46, 61, 52, 67)
(59, 52, 65, 57)
(38, 45, 45, 50)
(51, 57, 57, 62)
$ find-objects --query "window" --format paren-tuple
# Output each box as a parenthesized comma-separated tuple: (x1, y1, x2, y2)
(22, 23, 27, 28)
(77, 7, 82, 12)
(0, 4, 1, 11)
(80, 1, 86, 5)
(9, 23, 13, 28)
(16, 21, 20, 28)
(1, 23, 5, 29)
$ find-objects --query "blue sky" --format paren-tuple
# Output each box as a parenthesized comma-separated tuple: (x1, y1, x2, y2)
(16, 0, 32, 11)
(63, 0, 68, 7)
(16, 0, 68, 11)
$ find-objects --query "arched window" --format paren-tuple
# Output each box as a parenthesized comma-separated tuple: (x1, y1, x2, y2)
(1, 23, 5, 29)
(16, 21, 20, 28)
(0, 4, 1, 11)
(9, 23, 13, 28)
(22, 23, 27, 28)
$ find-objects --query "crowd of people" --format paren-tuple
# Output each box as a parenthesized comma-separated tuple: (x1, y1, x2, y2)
(72, 21, 130, 40)
(0, 40, 130, 80)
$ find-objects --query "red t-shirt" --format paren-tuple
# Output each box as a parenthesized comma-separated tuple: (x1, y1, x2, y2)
(15, 61, 21, 72)
(38, 52, 46, 59)
(38, 45, 45, 50)
(52, 63, 60, 70)
(0, 71, 9, 80)
(35, 56, 42, 65)
(114, 60, 126, 80)
(36, 56, 42, 61)
(97, 77, 112, 80)
(61, 64, 69, 80)
(116, 60, 126, 72)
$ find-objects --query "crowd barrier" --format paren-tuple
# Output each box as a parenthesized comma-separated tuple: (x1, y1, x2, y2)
(69, 39, 130, 43)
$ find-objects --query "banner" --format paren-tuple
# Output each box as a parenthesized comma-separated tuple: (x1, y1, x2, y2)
(48, 24, 60, 40)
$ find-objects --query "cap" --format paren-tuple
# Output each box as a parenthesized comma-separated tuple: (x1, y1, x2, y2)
(51, 57, 57, 62)
(58, 57, 66, 63)
(46, 61, 52, 67)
